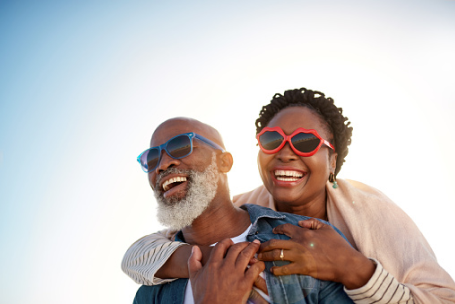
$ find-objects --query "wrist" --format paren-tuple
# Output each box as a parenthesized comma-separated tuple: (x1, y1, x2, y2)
(342, 254, 376, 290)
(156, 244, 192, 279)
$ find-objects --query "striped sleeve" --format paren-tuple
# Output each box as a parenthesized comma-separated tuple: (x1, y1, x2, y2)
(121, 230, 189, 285)
(345, 259, 414, 304)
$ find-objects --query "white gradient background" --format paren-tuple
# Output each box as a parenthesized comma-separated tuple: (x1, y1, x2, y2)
(1, 1, 454, 303)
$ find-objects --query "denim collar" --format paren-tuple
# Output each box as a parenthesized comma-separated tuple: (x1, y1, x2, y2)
(174, 204, 287, 243)
(240, 204, 286, 226)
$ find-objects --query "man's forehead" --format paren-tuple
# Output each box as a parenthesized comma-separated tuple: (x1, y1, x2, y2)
(151, 118, 222, 147)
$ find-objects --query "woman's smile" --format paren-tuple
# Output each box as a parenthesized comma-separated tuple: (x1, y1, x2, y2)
(271, 167, 307, 185)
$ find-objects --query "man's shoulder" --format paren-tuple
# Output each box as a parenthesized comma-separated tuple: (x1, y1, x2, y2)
(242, 204, 313, 225)
(133, 279, 188, 304)
(243, 204, 348, 243)
(134, 285, 157, 304)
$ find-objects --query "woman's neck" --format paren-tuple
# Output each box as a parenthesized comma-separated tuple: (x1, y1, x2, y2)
(274, 191, 328, 220)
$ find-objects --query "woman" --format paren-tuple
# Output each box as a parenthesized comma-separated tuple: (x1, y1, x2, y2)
(123, 88, 455, 303)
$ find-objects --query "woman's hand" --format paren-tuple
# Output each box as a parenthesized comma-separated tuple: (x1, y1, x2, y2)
(257, 219, 376, 289)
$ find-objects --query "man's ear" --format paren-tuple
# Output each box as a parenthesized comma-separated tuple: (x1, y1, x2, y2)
(218, 152, 233, 173)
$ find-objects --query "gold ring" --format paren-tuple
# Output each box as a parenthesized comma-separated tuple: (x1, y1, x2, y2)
(280, 249, 284, 261)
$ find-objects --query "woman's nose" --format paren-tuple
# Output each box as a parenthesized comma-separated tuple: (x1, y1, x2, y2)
(276, 142, 298, 162)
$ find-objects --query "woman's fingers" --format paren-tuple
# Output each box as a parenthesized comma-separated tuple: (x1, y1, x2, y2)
(258, 239, 294, 253)
(257, 247, 301, 262)
(245, 261, 266, 288)
(298, 218, 325, 230)
(272, 223, 300, 237)
(252, 274, 268, 295)
(258, 248, 285, 261)
(248, 289, 269, 304)
(270, 262, 309, 276)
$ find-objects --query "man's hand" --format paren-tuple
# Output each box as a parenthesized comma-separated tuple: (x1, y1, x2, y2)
(188, 239, 266, 304)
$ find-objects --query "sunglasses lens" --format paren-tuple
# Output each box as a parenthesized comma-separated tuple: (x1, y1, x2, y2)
(259, 131, 284, 151)
(167, 135, 192, 158)
(291, 133, 321, 153)
(141, 148, 160, 172)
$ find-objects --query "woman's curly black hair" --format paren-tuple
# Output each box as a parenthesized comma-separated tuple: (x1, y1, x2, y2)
(255, 87, 353, 176)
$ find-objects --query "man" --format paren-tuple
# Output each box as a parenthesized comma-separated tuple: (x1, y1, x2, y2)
(131, 117, 353, 304)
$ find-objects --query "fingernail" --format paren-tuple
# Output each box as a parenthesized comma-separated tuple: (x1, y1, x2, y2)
(253, 239, 260, 244)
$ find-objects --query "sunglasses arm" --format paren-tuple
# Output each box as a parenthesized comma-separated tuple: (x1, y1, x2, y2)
(194, 134, 225, 152)
(323, 140, 335, 151)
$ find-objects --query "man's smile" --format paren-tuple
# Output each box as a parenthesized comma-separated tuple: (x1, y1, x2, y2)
(157, 173, 190, 199)
(162, 176, 188, 192)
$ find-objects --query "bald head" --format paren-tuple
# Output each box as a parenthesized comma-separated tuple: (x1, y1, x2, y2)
(151, 117, 225, 149)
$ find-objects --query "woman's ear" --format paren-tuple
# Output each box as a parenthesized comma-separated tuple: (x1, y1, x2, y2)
(330, 152, 338, 174)
(218, 152, 233, 173)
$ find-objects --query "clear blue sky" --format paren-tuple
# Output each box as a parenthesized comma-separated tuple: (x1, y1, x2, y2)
(1, 1, 454, 303)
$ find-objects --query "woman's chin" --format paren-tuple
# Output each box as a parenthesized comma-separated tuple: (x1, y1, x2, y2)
(271, 191, 304, 207)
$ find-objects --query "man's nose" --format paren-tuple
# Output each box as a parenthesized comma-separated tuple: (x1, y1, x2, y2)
(155, 150, 181, 174)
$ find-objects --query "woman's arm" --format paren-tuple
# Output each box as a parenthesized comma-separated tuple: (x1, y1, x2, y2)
(344, 259, 414, 304)
(257, 220, 415, 304)
(122, 230, 213, 285)
(121, 230, 190, 285)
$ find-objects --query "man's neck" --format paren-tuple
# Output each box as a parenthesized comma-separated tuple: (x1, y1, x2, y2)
(181, 195, 251, 246)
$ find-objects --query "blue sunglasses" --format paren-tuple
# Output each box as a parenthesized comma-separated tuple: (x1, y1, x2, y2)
(137, 132, 225, 173)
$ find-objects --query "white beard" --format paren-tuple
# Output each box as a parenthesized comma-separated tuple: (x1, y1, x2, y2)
(154, 154, 219, 230)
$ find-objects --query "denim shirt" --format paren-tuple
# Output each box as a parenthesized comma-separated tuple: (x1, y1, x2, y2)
(134, 204, 354, 304)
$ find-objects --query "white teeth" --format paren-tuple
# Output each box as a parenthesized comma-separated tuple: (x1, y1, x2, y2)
(274, 170, 303, 178)
(162, 176, 187, 192)
(276, 176, 300, 181)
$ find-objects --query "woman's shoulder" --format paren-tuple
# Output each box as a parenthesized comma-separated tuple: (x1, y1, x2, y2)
(327, 178, 417, 236)
(340, 178, 388, 196)
(329, 178, 427, 246)
(334, 178, 397, 208)
(233, 185, 273, 208)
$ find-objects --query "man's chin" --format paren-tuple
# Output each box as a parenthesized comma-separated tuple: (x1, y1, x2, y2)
(156, 201, 200, 230)
(159, 193, 187, 206)
(156, 185, 189, 205)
